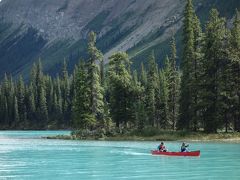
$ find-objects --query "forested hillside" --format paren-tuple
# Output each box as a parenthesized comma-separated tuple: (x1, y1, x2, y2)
(0, 0, 239, 134)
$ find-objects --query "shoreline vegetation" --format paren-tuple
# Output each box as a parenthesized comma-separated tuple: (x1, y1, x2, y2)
(44, 130, 240, 142)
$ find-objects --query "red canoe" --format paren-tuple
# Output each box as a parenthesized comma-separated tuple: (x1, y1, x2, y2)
(151, 150, 200, 157)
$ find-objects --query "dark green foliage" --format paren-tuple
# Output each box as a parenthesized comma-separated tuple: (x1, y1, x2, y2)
(145, 52, 158, 127)
(0, 59, 72, 130)
(178, 0, 204, 131)
(13, 96, 20, 126)
(190, 14, 204, 131)
(178, 0, 195, 130)
(201, 9, 227, 133)
(16, 76, 26, 126)
(72, 32, 105, 130)
(158, 70, 169, 129)
(229, 9, 240, 131)
(87, 32, 105, 124)
(72, 61, 93, 129)
(0, 6, 239, 133)
(61, 60, 71, 126)
(131, 70, 145, 129)
(135, 101, 146, 131)
(166, 38, 181, 130)
(107, 52, 132, 128)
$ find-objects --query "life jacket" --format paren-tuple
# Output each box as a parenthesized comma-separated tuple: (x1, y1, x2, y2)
(159, 145, 165, 150)
(181, 146, 187, 152)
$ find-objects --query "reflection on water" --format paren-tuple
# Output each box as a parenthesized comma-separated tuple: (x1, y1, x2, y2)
(0, 131, 240, 179)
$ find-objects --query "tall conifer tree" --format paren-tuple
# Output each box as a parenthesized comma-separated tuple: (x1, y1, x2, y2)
(73, 62, 94, 129)
(87, 32, 104, 124)
(202, 9, 226, 132)
(108, 52, 132, 128)
(230, 10, 240, 131)
(146, 52, 158, 127)
(178, 0, 195, 130)
(159, 70, 169, 129)
(168, 37, 181, 130)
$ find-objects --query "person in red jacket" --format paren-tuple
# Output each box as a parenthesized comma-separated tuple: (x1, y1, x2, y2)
(158, 142, 167, 152)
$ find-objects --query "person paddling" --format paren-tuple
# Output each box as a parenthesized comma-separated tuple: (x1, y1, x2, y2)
(158, 142, 167, 152)
(181, 142, 189, 152)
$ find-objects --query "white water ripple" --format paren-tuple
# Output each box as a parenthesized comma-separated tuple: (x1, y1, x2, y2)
(0, 131, 240, 180)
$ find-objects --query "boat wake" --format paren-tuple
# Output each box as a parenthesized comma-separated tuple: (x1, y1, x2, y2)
(123, 151, 150, 156)
(110, 150, 150, 156)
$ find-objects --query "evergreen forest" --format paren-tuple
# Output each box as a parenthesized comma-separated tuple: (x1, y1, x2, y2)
(0, 0, 239, 134)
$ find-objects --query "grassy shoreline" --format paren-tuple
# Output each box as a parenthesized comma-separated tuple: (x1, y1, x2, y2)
(44, 131, 240, 142)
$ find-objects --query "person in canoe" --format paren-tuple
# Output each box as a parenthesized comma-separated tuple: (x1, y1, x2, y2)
(158, 142, 167, 152)
(181, 142, 189, 152)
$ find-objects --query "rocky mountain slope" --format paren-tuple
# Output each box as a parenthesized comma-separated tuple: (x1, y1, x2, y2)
(0, 0, 239, 78)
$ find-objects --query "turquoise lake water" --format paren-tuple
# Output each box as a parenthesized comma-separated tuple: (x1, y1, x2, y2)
(0, 131, 239, 180)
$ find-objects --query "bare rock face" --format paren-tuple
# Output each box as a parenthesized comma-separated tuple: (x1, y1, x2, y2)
(0, 0, 237, 78)
(0, 0, 184, 52)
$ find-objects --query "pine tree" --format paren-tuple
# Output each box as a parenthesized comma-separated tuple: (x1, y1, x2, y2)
(178, 0, 195, 130)
(202, 9, 227, 133)
(27, 83, 36, 127)
(135, 100, 147, 131)
(164, 56, 171, 84)
(32, 60, 49, 128)
(2, 75, 9, 127)
(131, 70, 145, 128)
(8, 76, 15, 128)
(13, 96, 20, 127)
(73, 61, 94, 129)
(134, 63, 148, 130)
(56, 76, 63, 126)
(146, 52, 158, 127)
(4, 97, 9, 127)
(35, 60, 44, 105)
(159, 70, 169, 129)
(0, 86, 4, 126)
(39, 86, 48, 128)
(230, 9, 240, 131)
(108, 52, 132, 128)
(100, 59, 105, 85)
(189, 14, 204, 131)
(17, 75, 26, 125)
(87, 32, 104, 124)
(217, 28, 233, 133)
(2, 74, 15, 128)
(167, 37, 181, 130)
(45, 77, 53, 121)
(61, 60, 71, 125)
(140, 63, 147, 87)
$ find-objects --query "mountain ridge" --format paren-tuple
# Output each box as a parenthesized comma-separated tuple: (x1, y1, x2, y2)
(0, 0, 239, 79)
